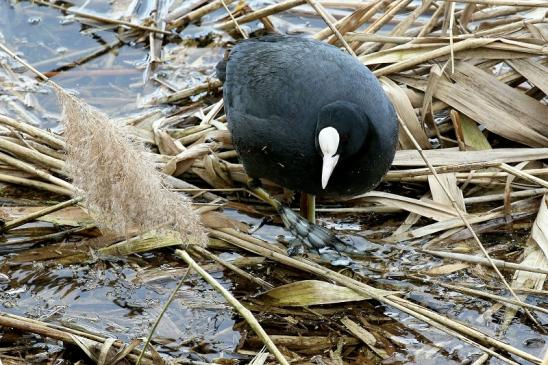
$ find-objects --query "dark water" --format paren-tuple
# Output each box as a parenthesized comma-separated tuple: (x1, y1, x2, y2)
(0, 1, 546, 364)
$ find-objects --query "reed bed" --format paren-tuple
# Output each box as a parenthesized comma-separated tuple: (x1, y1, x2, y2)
(0, 0, 547, 364)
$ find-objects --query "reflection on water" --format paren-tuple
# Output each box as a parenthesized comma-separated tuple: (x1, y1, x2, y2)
(0, 0, 547, 364)
(4, 255, 241, 361)
(1, 1, 152, 119)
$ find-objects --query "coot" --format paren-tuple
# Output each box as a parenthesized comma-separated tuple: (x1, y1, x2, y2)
(217, 35, 398, 198)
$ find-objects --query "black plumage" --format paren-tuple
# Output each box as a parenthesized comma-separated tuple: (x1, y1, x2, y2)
(218, 35, 398, 197)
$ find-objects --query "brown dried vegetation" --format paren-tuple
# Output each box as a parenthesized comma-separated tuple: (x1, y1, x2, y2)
(0, 0, 547, 364)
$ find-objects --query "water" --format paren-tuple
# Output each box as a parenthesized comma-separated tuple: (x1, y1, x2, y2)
(0, 1, 546, 364)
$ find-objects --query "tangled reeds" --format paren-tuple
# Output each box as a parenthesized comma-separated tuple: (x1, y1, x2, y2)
(0, 0, 547, 364)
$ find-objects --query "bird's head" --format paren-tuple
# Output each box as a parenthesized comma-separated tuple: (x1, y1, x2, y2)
(315, 101, 369, 189)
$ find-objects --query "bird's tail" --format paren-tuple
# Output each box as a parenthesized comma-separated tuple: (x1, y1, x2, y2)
(215, 49, 230, 83)
(215, 59, 227, 83)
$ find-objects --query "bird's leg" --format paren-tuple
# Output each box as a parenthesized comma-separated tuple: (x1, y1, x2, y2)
(246, 181, 360, 255)
(299, 193, 316, 224)
(307, 194, 316, 224)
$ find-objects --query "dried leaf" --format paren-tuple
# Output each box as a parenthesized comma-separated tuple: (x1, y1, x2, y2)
(393, 148, 548, 166)
(163, 142, 212, 176)
(503, 194, 548, 329)
(260, 280, 393, 306)
(341, 317, 389, 359)
(201, 211, 249, 231)
(0, 206, 93, 227)
(507, 58, 548, 95)
(154, 129, 183, 156)
(423, 263, 470, 275)
(428, 173, 465, 212)
(395, 62, 548, 147)
(459, 113, 492, 151)
(357, 191, 459, 221)
(380, 77, 430, 149)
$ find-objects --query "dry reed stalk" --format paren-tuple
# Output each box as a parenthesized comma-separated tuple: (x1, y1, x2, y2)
(463, 188, 548, 204)
(469, 5, 532, 22)
(57, 232, 181, 265)
(175, 249, 290, 365)
(417, 1, 447, 37)
(444, 0, 548, 6)
(471, 17, 544, 37)
(392, 149, 548, 167)
(357, 0, 422, 55)
(421, 63, 445, 126)
(0, 312, 152, 364)
(395, 177, 535, 186)
(0, 224, 96, 248)
(435, 281, 548, 314)
(220, 0, 249, 39)
(32, 0, 171, 35)
(169, 0, 237, 28)
(165, 0, 209, 22)
(346, 1, 390, 49)
(199, 99, 225, 126)
(1, 197, 82, 232)
(216, 0, 306, 30)
(172, 124, 214, 138)
(421, 249, 548, 275)
(374, 0, 435, 52)
(152, 79, 222, 104)
(0, 172, 72, 195)
(306, 0, 356, 55)
(0, 115, 65, 150)
(372, 38, 493, 76)
(397, 118, 542, 327)
(313, 2, 374, 41)
(448, 1, 456, 73)
(55, 87, 207, 245)
(179, 130, 217, 146)
(0, 151, 73, 190)
(0, 137, 65, 171)
(345, 32, 414, 43)
(191, 245, 273, 289)
(3, 137, 66, 160)
(459, 4, 478, 32)
(212, 228, 534, 364)
(500, 163, 548, 189)
(355, 0, 414, 54)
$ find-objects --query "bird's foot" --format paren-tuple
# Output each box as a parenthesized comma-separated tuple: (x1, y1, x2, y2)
(247, 184, 372, 257)
(286, 238, 306, 256)
(278, 205, 367, 255)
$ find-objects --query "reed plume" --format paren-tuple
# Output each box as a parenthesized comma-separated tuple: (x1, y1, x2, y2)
(54, 85, 207, 246)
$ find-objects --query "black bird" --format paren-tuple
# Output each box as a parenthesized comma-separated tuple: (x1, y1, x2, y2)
(217, 35, 398, 253)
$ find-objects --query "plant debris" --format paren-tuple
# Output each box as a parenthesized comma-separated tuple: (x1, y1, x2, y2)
(0, 0, 547, 364)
